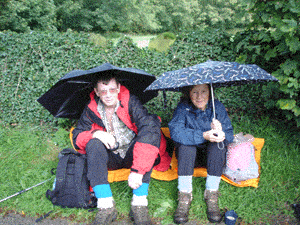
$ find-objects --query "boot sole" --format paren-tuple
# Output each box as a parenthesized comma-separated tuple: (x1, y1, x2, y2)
(129, 209, 151, 225)
(207, 213, 223, 223)
(174, 217, 188, 224)
(103, 210, 117, 224)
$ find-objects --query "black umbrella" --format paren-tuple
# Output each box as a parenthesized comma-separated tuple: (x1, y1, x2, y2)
(37, 63, 158, 119)
(145, 60, 278, 118)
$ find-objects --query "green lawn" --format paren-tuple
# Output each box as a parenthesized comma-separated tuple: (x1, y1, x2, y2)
(110, 34, 156, 47)
(0, 115, 300, 224)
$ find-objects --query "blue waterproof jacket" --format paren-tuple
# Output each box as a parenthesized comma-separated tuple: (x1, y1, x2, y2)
(169, 99, 234, 146)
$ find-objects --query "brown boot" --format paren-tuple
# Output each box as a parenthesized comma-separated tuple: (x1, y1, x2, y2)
(174, 191, 193, 224)
(91, 206, 117, 225)
(204, 190, 222, 223)
(130, 205, 152, 225)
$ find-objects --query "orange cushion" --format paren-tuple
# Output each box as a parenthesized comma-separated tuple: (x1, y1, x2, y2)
(70, 127, 264, 188)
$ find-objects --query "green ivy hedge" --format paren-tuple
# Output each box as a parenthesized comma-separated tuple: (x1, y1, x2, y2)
(1, 28, 271, 127)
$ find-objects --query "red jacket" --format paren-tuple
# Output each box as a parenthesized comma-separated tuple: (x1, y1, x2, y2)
(72, 85, 171, 175)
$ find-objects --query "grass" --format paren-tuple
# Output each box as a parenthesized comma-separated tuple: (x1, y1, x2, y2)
(109, 34, 156, 47)
(0, 115, 300, 224)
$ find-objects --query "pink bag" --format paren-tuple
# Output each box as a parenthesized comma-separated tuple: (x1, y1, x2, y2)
(223, 133, 259, 182)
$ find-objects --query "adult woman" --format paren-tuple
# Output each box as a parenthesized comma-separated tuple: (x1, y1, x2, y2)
(168, 84, 234, 224)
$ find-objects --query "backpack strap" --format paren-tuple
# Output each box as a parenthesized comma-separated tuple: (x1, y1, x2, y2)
(74, 154, 88, 208)
(54, 151, 71, 195)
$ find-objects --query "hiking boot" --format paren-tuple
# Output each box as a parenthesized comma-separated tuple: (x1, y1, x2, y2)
(174, 191, 193, 224)
(91, 206, 117, 225)
(130, 205, 152, 225)
(204, 190, 222, 223)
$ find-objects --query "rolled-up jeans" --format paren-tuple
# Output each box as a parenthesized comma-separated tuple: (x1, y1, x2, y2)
(175, 142, 227, 177)
(85, 138, 153, 188)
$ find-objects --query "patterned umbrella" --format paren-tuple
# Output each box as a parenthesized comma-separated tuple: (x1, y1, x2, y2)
(145, 60, 278, 118)
(146, 60, 278, 92)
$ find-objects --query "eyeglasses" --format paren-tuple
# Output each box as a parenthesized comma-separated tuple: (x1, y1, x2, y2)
(98, 88, 119, 96)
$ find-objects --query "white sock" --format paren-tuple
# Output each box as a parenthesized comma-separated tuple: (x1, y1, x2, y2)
(97, 197, 114, 209)
(178, 175, 193, 193)
(131, 194, 148, 206)
(205, 175, 221, 191)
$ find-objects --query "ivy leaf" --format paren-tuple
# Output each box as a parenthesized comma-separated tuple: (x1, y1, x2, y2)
(277, 99, 296, 110)
(292, 106, 300, 117)
(285, 36, 300, 53)
(280, 59, 298, 76)
(294, 71, 300, 78)
(280, 19, 298, 33)
(265, 47, 278, 60)
(290, 0, 300, 13)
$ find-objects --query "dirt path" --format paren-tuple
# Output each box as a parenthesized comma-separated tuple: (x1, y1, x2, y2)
(0, 212, 227, 225)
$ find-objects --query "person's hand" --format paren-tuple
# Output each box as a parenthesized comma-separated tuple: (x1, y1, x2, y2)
(203, 129, 225, 143)
(211, 118, 222, 131)
(92, 131, 117, 149)
(128, 172, 143, 189)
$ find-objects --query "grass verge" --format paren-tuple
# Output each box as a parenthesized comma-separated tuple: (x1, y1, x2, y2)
(0, 116, 300, 224)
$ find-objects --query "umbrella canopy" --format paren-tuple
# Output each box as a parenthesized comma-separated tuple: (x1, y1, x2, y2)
(37, 63, 158, 119)
(145, 60, 278, 92)
(145, 60, 278, 119)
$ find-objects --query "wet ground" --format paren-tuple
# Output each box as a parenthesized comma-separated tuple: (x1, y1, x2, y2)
(0, 212, 228, 225)
(0, 210, 299, 225)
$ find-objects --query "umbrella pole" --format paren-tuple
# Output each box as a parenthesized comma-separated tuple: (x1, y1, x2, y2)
(210, 83, 216, 119)
(163, 90, 167, 109)
(210, 83, 225, 150)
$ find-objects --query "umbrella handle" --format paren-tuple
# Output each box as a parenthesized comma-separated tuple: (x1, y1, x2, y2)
(218, 141, 224, 150)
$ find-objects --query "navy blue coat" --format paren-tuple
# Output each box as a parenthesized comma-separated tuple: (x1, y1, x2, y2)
(169, 99, 234, 146)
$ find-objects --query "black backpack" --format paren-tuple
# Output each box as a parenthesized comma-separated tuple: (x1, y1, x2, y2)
(46, 148, 97, 209)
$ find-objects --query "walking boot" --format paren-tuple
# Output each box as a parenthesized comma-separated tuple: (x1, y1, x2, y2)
(174, 191, 193, 224)
(130, 205, 152, 225)
(204, 190, 222, 223)
(91, 206, 117, 225)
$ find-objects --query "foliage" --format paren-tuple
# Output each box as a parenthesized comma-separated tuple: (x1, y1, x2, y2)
(88, 33, 113, 49)
(0, 0, 57, 32)
(167, 28, 236, 68)
(194, 0, 252, 30)
(0, 31, 96, 125)
(233, 0, 300, 126)
(0, 0, 251, 33)
(0, 28, 236, 126)
(148, 32, 176, 53)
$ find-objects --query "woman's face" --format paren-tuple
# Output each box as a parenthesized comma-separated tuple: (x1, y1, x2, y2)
(189, 84, 210, 110)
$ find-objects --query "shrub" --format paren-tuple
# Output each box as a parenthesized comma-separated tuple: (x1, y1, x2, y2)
(88, 33, 112, 49)
(148, 32, 176, 53)
(233, 0, 300, 126)
(0, 28, 251, 127)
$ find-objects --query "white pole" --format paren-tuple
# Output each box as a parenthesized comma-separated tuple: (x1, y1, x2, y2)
(210, 83, 216, 119)
(0, 177, 53, 203)
(210, 83, 224, 149)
